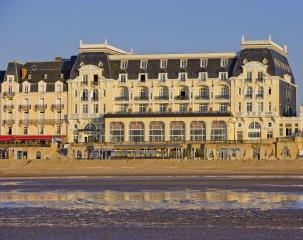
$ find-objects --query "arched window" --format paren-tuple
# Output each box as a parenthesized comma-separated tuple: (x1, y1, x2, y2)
(93, 89, 99, 101)
(178, 87, 189, 100)
(199, 87, 209, 99)
(149, 121, 165, 142)
(82, 89, 88, 101)
(84, 124, 96, 131)
(211, 121, 227, 141)
(159, 87, 169, 99)
(220, 86, 229, 98)
(248, 122, 261, 139)
(139, 87, 148, 100)
(190, 121, 206, 141)
(170, 121, 185, 141)
(120, 87, 129, 98)
(245, 86, 253, 98)
(129, 122, 144, 142)
(110, 122, 124, 142)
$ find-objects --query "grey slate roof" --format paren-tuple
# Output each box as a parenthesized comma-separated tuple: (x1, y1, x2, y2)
(232, 48, 294, 83)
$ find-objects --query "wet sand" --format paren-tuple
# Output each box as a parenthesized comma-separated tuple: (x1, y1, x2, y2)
(1, 158, 303, 177)
(0, 177, 303, 239)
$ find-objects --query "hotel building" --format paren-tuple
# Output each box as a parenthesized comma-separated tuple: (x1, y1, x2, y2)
(0, 37, 302, 160)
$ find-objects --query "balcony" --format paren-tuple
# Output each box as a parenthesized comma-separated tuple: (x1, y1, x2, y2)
(154, 96, 169, 100)
(35, 104, 47, 111)
(51, 104, 64, 111)
(256, 94, 264, 99)
(134, 96, 149, 101)
(257, 77, 264, 82)
(19, 104, 31, 111)
(4, 104, 14, 111)
(195, 95, 209, 100)
(91, 81, 99, 86)
(91, 97, 99, 102)
(245, 94, 253, 99)
(215, 95, 230, 100)
(30, 119, 65, 125)
(245, 78, 252, 83)
(19, 119, 30, 125)
(3, 92, 15, 98)
(2, 120, 14, 125)
(81, 81, 88, 86)
(115, 96, 129, 101)
(174, 95, 189, 100)
(81, 97, 89, 101)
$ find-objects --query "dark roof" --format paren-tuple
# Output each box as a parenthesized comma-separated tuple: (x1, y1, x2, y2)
(0, 71, 5, 83)
(232, 48, 294, 83)
(104, 112, 231, 118)
(70, 52, 112, 79)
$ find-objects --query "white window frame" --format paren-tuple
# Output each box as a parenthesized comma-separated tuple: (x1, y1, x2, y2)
(179, 72, 187, 81)
(180, 59, 187, 68)
(119, 73, 127, 83)
(220, 58, 228, 67)
(159, 73, 167, 82)
(140, 60, 148, 69)
(219, 72, 228, 81)
(120, 60, 128, 69)
(199, 72, 208, 81)
(160, 59, 167, 69)
(200, 59, 208, 68)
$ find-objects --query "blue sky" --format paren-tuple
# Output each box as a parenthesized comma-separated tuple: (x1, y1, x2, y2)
(0, 0, 302, 105)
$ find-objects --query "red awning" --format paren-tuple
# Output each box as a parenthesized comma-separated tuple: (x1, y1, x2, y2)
(0, 135, 64, 142)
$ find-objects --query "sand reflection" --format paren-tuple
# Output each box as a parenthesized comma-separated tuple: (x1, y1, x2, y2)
(0, 189, 303, 210)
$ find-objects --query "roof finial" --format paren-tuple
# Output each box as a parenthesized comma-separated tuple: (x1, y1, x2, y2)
(104, 38, 108, 45)
(80, 40, 83, 46)
(130, 48, 134, 54)
(241, 35, 245, 42)
(268, 34, 272, 41)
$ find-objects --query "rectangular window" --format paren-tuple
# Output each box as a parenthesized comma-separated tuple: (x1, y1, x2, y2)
(199, 104, 208, 113)
(220, 58, 228, 67)
(93, 104, 99, 113)
(257, 102, 264, 112)
(139, 104, 147, 113)
(139, 73, 147, 82)
(257, 72, 264, 82)
(83, 74, 88, 85)
(246, 72, 252, 82)
(179, 73, 187, 81)
(119, 74, 127, 83)
(39, 126, 44, 135)
(238, 103, 241, 112)
(246, 102, 253, 112)
(179, 104, 188, 112)
(268, 87, 272, 95)
(120, 60, 128, 69)
(160, 60, 167, 68)
(180, 59, 187, 68)
(237, 131, 243, 140)
(219, 104, 228, 112)
(56, 126, 61, 135)
(199, 72, 208, 81)
(140, 60, 148, 69)
(93, 74, 98, 82)
(119, 105, 127, 113)
(200, 59, 208, 68)
(159, 73, 167, 82)
(74, 104, 78, 114)
(24, 86, 29, 93)
(44, 74, 47, 80)
(159, 104, 167, 112)
(219, 72, 228, 80)
(238, 88, 241, 95)
(82, 104, 88, 114)
(267, 131, 273, 139)
(23, 127, 28, 135)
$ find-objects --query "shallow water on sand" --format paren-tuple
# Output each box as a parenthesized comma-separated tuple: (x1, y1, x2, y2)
(0, 176, 303, 239)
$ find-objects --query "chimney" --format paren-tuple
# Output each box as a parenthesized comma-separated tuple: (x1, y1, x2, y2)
(55, 57, 62, 62)
(21, 67, 27, 80)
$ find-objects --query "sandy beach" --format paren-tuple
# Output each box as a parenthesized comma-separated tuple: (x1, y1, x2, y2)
(1, 158, 303, 177)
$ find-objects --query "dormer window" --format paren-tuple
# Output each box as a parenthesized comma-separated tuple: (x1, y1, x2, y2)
(160, 60, 167, 69)
(159, 73, 167, 82)
(180, 59, 187, 68)
(8, 76, 13, 83)
(24, 85, 30, 93)
(179, 73, 187, 81)
(199, 72, 208, 81)
(219, 72, 228, 81)
(32, 65, 36, 70)
(139, 73, 147, 82)
(60, 73, 64, 79)
(140, 60, 148, 69)
(56, 84, 62, 92)
(119, 74, 127, 83)
(200, 59, 208, 68)
(43, 74, 47, 80)
(28, 74, 31, 80)
(220, 58, 228, 67)
(120, 60, 128, 69)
